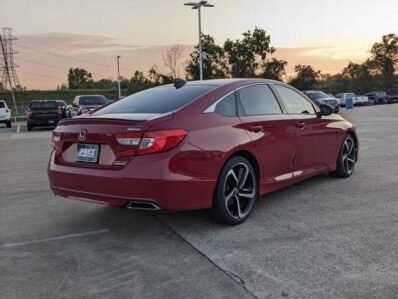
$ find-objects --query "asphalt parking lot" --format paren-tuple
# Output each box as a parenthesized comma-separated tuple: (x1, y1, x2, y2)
(0, 106, 397, 298)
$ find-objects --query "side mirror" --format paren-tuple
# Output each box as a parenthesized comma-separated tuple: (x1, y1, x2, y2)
(319, 104, 334, 116)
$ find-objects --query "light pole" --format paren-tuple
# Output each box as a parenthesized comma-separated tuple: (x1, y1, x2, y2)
(184, 1, 214, 81)
(116, 55, 121, 99)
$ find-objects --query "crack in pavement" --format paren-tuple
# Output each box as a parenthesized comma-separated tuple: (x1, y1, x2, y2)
(150, 213, 259, 299)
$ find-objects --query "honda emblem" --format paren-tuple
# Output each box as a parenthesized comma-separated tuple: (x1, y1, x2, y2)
(78, 130, 87, 142)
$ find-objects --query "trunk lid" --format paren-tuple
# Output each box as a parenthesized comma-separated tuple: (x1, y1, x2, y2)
(52, 113, 173, 169)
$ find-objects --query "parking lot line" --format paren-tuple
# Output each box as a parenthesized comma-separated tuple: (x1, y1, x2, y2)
(17, 125, 20, 133)
(0, 229, 110, 249)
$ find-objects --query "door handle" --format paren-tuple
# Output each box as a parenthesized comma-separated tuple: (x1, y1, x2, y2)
(248, 125, 264, 133)
(295, 122, 306, 129)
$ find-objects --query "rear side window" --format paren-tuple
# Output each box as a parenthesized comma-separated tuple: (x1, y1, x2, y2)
(95, 85, 216, 115)
(79, 96, 108, 105)
(214, 93, 236, 117)
(273, 85, 315, 115)
(0, 102, 5, 108)
(238, 85, 282, 116)
(30, 101, 57, 109)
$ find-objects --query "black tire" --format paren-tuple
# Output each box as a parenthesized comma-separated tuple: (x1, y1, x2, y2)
(208, 156, 258, 225)
(6, 120, 11, 128)
(27, 124, 33, 131)
(330, 134, 357, 178)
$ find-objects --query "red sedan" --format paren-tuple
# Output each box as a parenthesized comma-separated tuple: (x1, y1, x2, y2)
(48, 79, 358, 225)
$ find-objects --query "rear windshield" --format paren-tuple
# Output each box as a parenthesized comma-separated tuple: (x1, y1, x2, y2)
(0, 102, 5, 108)
(94, 85, 216, 115)
(56, 101, 66, 107)
(79, 96, 108, 105)
(30, 101, 57, 109)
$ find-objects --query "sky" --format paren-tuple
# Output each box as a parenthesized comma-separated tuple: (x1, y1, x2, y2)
(0, 0, 397, 89)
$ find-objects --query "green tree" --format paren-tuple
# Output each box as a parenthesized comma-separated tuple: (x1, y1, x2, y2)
(67, 68, 93, 89)
(289, 65, 321, 90)
(261, 58, 287, 81)
(342, 61, 375, 93)
(369, 33, 398, 88)
(185, 34, 230, 80)
(224, 27, 275, 77)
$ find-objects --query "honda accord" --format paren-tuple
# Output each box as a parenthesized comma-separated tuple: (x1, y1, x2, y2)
(48, 79, 358, 225)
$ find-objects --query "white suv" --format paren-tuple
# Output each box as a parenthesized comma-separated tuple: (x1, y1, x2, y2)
(0, 100, 12, 128)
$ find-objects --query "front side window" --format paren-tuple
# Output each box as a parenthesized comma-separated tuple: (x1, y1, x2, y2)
(95, 85, 216, 115)
(273, 85, 316, 115)
(238, 85, 282, 116)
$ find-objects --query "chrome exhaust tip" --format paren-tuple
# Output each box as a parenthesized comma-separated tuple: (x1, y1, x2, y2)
(126, 201, 162, 211)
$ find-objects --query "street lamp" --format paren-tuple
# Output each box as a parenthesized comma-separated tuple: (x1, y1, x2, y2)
(116, 55, 121, 99)
(184, 1, 214, 81)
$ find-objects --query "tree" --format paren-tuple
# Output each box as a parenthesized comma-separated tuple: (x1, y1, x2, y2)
(369, 33, 398, 88)
(163, 44, 183, 78)
(148, 66, 174, 85)
(224, 27, 275, 77)
(341, 61, 375, 93)
(185, 34, 230, 80)
(261, 58, 287, 81)
(289, 65, 321, 90)
(67, 68, 93, 89)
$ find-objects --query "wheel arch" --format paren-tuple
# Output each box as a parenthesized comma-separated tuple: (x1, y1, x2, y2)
(224, 150, 261, 184)
(345, 129, 359, 161)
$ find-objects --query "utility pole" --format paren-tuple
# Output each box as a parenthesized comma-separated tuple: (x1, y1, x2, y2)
(117, 56, 121, 99)
(0, 28, 20, 115)
(184, 1, 214, 81)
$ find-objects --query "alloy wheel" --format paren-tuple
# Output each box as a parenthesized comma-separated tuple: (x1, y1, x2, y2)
(342, 138, 356, 174)
(223, 162, 256, 219)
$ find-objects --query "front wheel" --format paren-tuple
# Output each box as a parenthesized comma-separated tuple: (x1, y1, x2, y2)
(208, 156, 258, 225)
(330, 134, 357, 178)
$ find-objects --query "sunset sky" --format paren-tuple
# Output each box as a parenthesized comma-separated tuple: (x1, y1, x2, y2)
(1, 0, 397, 89)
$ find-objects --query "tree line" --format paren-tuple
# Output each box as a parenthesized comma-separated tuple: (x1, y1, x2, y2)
(64, 29, 398, 95)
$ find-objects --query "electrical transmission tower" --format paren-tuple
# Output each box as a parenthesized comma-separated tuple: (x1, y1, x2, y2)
(0, 28, 20, 114)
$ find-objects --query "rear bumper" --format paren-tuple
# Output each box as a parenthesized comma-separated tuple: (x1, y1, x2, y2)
(48, 151, 216, 211)
(28, 118, 60, 126)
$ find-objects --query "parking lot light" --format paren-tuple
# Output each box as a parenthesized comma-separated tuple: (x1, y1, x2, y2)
(184, 1, 214, 81)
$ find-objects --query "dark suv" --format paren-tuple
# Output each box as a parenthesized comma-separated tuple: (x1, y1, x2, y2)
(27, 100, 62, 131)
(69, 95, 109, 117)
(302, 90, 340, 113)
(365, 91, 389, 104)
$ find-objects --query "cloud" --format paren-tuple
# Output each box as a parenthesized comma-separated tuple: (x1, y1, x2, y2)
(19, 32, 140, 54)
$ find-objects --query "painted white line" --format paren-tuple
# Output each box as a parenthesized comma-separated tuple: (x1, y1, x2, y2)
(16, 125, 20, 133)
(0, 229, 110, 249)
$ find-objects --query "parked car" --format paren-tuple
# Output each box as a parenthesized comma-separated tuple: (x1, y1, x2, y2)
(302, 90, 340, 113)
(68, 95, 109, 117)
(336, 93, 370, 106)
(48, 79, 358, 225)
(0, 100, 12, 128)
(386, 88, 398, 103)
(365, 91, 389, 104)
(56, 100, 68, 118)
(27, 100, 63, 131)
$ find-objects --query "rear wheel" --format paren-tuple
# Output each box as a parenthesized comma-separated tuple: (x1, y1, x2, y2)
(330, 134, 357, 178)
(6, 120, 11, 128)
(208, 156, 258, 225)
(27, 124, 33, 131)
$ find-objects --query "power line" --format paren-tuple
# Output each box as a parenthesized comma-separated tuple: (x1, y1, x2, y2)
(15, 43, 135, 72)
(17, 57, 112, 78)
(19, 70, 66, 81)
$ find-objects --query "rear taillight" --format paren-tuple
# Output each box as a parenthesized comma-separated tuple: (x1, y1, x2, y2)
(52, 131, 62, 152)
(114, 130, 187, 156)
(27, 108, 32, 117)
(57, 108, 62, 116)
